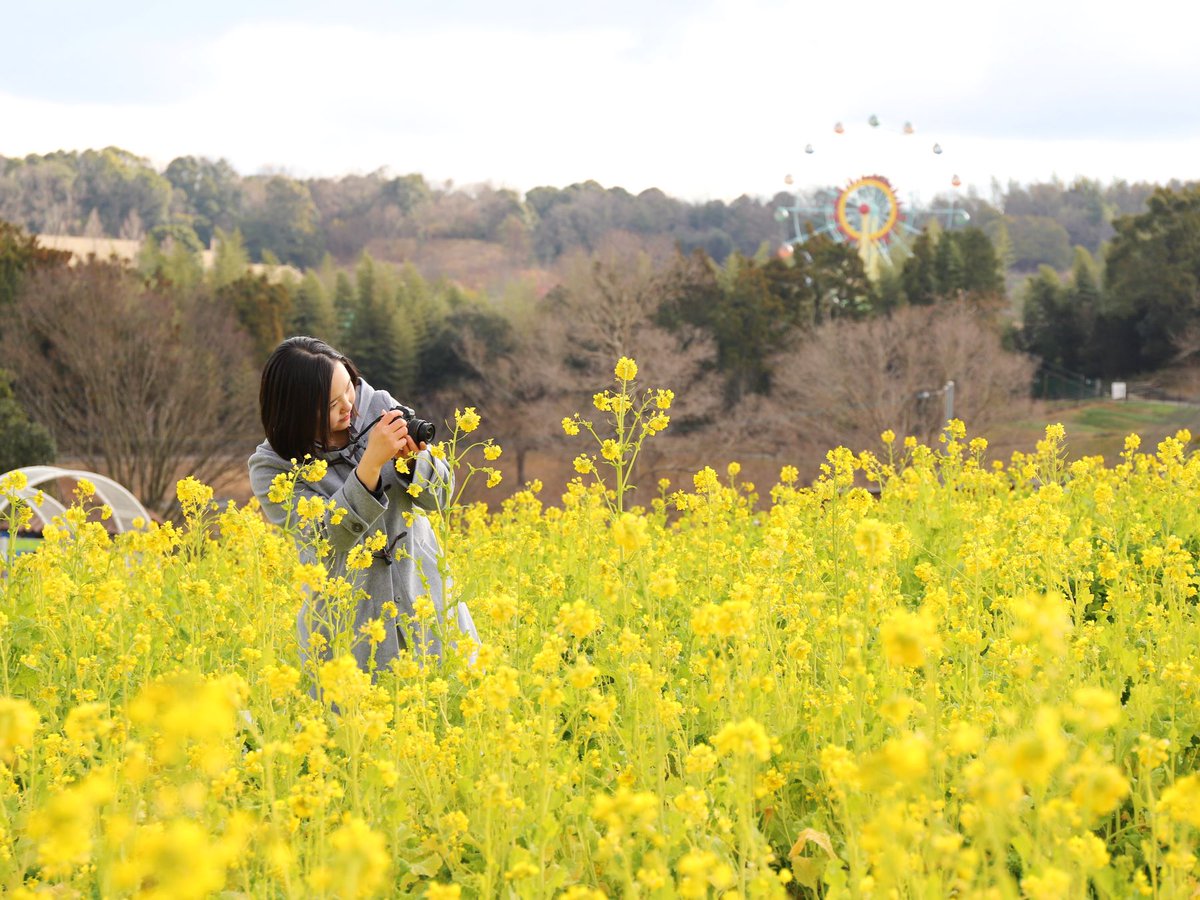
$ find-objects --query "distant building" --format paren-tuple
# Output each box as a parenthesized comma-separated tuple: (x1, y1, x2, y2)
(35, 234, 302, 283)
(37, 234, 141, 263)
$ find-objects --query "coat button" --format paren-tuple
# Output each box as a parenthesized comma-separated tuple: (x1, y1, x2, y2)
(350, 523, 362, 533)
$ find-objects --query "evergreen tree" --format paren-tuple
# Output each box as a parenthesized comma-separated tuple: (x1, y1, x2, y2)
(333, 271, 357, 343)
(873, 255, 907, 314)
(803, 234, 874, 322)
(288, 272, 337, 339)
(901, 232, 937, 305)
(953, 227, 1004, 296)
(211, 228, 250, 288)
(933, 230, 966, 296)
(0, 221, 70, 318)
(1064, 247, 1101, 372)
(1104, 186, 1200, 369)
(216, 274, 293, 363)
(162, 239, 204, 290)
(1020, 266, 1065, 365)
(0, 369, 55, 475)
(344, 255, 417, 396)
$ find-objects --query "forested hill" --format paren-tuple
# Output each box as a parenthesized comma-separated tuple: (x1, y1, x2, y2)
(0, 147, 1185, 282)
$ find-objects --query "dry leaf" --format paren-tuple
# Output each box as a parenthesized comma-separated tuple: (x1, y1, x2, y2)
(789, 827, 836, 859)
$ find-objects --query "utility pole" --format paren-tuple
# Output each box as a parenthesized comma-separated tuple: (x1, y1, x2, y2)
(916, 380, 957, 434)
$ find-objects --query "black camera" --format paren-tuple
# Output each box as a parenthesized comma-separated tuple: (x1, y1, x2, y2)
(393, 405, 436, 444)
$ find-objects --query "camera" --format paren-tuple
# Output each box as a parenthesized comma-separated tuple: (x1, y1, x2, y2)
(393, 405, 436, 444)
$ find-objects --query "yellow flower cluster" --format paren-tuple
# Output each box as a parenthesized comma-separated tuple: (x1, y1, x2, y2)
(5, 369, 1200, 897)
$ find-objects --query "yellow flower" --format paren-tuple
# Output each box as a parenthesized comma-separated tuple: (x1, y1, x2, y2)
(263, 664, 301, 700)
(592, 392, 611, 411)
(1135, 734, 1170, 770)
(35, 772, 117, 874)
(881, 429, 896, 445)
(295, 494, 326, 522)
(0, 697, 39, 761)
(591, 785, 658, 834)
(562, 417, 580, 436)
(1159, 773, 1200, 827)
(1066, 686, 1121, 732)
(853, 518, 892, 565)
(176, 477, 213, 514)
(655, 388, 674, 409)
(455, 407, 481, 433)
(649, 567, 679, 599)
(693, 466, 720, 494)
(346, 545, 373, 570)
(646, 412, 670, 434)
(600, 439, 621, 461)
(0, 469, 28, 493)
(573, 455, 595, 475)
(612, 512, 649, 553)
(486, 469, 503, 488)
(881, 732, 930, 781)
(1068, 833, 1110, 870)
(359, 618, 387, 645)
(711, 717, 773, 762)
(879, 610, 941, 668)
(779, 465, 799, 484)
(555, 600, 602, 640)
(686, 743, 718, 775)
(1068, 753, 1129, 819)
(1022, 867, 1071, 900)
(329, 816, 389, 899)
(267, 472, 293, 504)
(614, 357, 638, 380)
(300, 458, 328, 482)
(947, 721, 984, 757)
(484, 444, 502, 460)
(64, 702, 111, 744)
(427, 884, 462, 900)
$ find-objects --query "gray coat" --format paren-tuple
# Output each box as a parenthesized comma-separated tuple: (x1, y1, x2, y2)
(248, 377, 478, 677)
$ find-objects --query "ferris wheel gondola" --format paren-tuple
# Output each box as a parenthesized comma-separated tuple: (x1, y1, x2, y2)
(774, 115, 969, 275)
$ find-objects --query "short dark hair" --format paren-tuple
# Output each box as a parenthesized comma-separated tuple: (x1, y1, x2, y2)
(259, 336, 361, 461)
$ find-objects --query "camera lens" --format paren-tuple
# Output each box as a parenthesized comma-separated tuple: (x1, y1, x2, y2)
(412, 419, 436, 443)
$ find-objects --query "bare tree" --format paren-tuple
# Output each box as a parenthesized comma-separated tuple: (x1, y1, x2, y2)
(439, 314, 567, 486)
(4, 261, 260, 515)
(771, 302, 1036, 453)
(437, 236, 722, 492)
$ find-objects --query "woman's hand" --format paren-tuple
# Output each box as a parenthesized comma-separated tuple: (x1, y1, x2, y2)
(357, 410, 420, 491)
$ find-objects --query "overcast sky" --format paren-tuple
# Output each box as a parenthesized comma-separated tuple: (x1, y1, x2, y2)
(2, 0, 1199, 204)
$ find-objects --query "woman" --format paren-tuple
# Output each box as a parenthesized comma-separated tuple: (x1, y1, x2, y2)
(248, 336, 477, 680)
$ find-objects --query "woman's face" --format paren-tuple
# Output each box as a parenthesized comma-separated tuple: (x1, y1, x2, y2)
(327, 362, 355, 434)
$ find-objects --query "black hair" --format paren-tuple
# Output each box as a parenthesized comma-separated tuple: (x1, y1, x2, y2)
(259, 336, 361, 461)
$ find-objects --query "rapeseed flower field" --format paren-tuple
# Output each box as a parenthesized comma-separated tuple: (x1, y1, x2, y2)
(2, 358, 1199, 898)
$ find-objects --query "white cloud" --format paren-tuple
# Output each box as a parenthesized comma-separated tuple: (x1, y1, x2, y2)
(3, 1, 1200, 201)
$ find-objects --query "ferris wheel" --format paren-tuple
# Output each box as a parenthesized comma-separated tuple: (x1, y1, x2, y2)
(775, 116, 968, 276)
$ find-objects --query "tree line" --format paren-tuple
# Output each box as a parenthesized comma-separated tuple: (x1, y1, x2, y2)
(0, 211, 1031, 515)
(0, 147, 1182, 275)
(4, 168, 1199, 515)
(1018, 185, 1200, 379)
